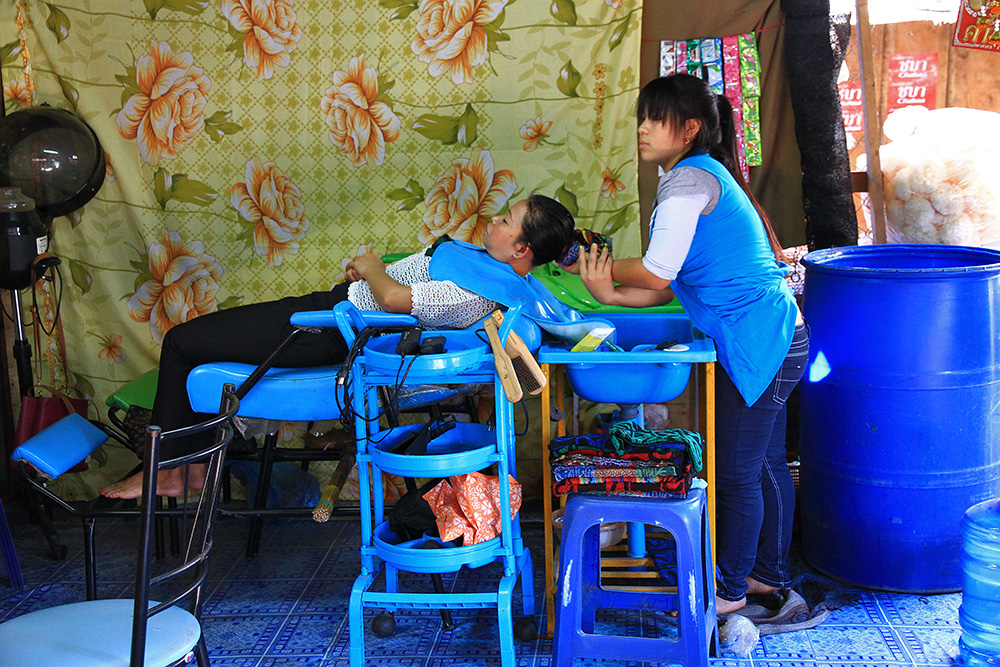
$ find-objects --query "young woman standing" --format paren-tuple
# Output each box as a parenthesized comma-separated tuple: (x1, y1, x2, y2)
(576, 73, 809, 614)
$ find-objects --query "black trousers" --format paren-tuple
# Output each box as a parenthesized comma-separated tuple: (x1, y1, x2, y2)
(153, 283, 351, 458)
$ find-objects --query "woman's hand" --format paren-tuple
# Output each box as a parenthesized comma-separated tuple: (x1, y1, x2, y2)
(562, 253, 582, 275)
(579, 243, 617, 305)
(345, 251, 384, 282)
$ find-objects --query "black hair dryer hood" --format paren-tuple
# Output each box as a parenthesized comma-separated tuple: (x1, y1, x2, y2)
(0, 105, 106, 223)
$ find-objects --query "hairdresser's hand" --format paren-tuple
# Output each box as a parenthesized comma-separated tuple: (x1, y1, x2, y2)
(563, 255, 582, 275)
(579, 243, 616, 304)
(345, 251, 386, 282)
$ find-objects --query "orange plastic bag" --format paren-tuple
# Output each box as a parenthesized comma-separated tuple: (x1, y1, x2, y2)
(422, 472, 522, 545)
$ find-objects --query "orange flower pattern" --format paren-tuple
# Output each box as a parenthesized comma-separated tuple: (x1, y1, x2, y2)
(411, 0, 508, 84)
(419, 148, 515, 245)
(221, 0, 302, 80)
(116, 41, 211, 165)
(104, 152, 116, 184)
(601, 168, 625, 199)
(320, 55, 401, 170)
(3, 80, 31, 109)
(128, 230, 224, 345)
(519, 117, 552, 152)
(97, 334, 127, 365)
(231, 156, 310, 267)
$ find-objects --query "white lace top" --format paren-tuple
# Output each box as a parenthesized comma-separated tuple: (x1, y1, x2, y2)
(347, 248, 498, 329)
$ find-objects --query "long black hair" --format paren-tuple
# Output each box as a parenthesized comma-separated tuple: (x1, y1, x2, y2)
(636, 73, 786, 262)
(519, 193, 576, 267)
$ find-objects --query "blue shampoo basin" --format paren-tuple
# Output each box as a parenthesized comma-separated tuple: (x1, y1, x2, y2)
(538, 313, 717, 405)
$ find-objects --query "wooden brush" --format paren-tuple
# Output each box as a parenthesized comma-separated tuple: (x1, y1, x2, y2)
(483, 315, 523, 403)
(312, 452, 356, 522)
(490, 311, 546, 395)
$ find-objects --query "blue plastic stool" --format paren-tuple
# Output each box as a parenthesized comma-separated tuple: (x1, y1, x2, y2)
(553, 488, 716, 667)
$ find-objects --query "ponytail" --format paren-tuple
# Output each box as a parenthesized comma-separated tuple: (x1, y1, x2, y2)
(713, 95, 787, 264)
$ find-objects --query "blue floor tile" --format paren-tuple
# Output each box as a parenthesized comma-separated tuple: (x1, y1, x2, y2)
(0, 501, 976, 667)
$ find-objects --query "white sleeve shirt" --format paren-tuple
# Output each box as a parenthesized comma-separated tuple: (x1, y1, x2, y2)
(641, 166, 721, 282)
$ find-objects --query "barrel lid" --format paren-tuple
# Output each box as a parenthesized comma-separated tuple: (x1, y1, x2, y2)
(964, 498, 1000, 535)
(803, 244, 1000, 276)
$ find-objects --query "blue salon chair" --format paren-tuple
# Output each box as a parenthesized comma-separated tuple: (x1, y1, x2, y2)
(2, 386, 239, 667)
(185, 301, 542, 558)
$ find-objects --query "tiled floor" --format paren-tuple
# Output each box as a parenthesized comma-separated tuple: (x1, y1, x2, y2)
(0, 500, 963, 667)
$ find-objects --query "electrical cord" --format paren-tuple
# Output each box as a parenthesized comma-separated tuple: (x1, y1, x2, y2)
(31, 260, 64, 337)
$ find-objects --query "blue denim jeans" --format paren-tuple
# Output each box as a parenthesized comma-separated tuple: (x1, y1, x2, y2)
(715, 322, 809, 601)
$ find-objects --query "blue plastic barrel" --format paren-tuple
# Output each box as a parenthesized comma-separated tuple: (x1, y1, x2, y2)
(960, 498, 1000, 666)
(800, 245, 1000, 593)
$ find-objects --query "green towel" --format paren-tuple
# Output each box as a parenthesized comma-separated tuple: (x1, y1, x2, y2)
(609, 422, 703, 473)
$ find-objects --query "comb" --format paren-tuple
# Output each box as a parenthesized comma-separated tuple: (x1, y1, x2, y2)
(483, 314, 523, 402)
(490, 311, 547, 395)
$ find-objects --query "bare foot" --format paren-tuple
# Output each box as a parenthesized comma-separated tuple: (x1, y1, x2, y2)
(745, 576, 778, 595)
(99, 465, 203, 499)
(716, 595, 746, 615)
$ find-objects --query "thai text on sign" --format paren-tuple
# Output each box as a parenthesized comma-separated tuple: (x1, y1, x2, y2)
(838, 81, 863, 133)
(887, 52, 938, 114)
(954, 0, 1000, 52)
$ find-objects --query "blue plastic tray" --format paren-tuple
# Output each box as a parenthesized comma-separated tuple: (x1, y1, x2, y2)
(362, 329, 491, 376)
(369, 423, 499, 477)
(372, 521, 500, 572)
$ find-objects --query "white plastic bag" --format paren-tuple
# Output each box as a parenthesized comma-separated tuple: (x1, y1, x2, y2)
(880, 106, 1000, 247)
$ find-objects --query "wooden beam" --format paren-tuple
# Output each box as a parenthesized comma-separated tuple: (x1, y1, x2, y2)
(856, 0, 888, 243)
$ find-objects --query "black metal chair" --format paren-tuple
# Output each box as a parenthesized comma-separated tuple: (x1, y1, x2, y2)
(1, 385, 239, 666)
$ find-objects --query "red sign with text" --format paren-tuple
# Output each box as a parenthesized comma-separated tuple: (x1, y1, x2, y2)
(838, 81, 864, 133)
(887, 52, 938, 114)
(954, 0, 1000, 52)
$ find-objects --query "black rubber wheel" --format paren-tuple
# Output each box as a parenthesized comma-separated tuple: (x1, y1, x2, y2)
(514, 617, 537, 641)
(372, 612, 396, 637)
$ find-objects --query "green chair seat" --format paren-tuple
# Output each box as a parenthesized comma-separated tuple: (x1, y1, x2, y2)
(105, 369, 158, 412)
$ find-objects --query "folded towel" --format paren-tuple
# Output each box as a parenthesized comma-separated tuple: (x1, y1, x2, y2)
(610, 422, 704, 472)
(553, 476, 691, 497)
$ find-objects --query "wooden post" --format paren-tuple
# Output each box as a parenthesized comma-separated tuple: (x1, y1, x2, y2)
(856, 0, 888, 243)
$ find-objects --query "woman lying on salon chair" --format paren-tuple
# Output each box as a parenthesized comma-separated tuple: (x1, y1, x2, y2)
(100, 194, 576, 500)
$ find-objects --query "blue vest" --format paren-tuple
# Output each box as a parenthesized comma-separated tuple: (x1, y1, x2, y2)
(664, 153, 797, 405)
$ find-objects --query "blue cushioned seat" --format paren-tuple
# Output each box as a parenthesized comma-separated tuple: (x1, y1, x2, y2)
(0, 599, 200, 666)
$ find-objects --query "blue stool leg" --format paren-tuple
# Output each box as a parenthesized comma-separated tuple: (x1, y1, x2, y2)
(0, 498, 24, 590)
(498, 569, 517, 667)
(519, 547, 535, 617)
(349, 573, 372, 667)
(554, 492, 714, 667)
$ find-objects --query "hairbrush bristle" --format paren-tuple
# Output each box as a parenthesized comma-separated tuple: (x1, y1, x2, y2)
(511, 355, 543, 393)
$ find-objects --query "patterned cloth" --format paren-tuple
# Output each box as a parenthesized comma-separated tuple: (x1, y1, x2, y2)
(550, 424, 701, 498)
(422, 472, 522, 545)
(557, 229, 614, 268)
(552, 477, 690, 498)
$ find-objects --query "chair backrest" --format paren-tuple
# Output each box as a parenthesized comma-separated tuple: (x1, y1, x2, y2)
(129, 384, 239, 666)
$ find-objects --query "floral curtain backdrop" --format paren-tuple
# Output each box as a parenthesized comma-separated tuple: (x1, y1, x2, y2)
(1, 0, 642, 496)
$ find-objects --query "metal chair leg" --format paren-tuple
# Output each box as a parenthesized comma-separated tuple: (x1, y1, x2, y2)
(83, 517, 97, 600)
(167, 497, 181, 557)
(30, 490, 66, 560)
(195, 635, 211, 666)
(0, 498, 24, 590)
(246, 433, 276, 558)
